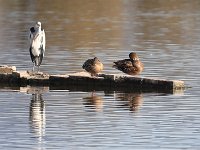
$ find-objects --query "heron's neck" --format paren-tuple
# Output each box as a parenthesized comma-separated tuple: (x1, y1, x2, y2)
(35, 27, 41, 32)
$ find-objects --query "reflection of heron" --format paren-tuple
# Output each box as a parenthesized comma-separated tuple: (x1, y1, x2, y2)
(83, 92, 103, 112)
(29, 21, 46, 72)
(117, 93, 143, 112)
(29, 93, 46, 140)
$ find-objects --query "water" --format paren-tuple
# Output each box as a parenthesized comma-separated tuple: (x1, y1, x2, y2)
(0, 0, 200, 149)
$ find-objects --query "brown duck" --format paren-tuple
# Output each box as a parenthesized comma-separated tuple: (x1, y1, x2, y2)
(82, 57, 103, 77)
(113, 52, 144, 75)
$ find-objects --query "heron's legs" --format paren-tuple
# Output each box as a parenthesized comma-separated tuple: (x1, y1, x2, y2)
(37, 66, 40, 73)
(32, 64, 35, 72)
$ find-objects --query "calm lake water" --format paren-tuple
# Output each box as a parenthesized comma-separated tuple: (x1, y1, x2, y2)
(0, 0, 200, 149)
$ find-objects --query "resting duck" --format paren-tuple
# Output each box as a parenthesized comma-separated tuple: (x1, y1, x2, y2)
(82, 57, 104, 77)
(113, 52, 144, 75)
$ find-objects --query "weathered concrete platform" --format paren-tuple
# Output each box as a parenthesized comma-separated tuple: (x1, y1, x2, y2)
(0, 65, 185, 93)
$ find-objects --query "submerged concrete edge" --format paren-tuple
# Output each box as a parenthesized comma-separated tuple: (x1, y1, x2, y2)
(0, 66, 185, 93)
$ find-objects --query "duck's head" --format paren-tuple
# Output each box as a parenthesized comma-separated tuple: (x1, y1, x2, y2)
(94, 57, 100, 62)
(129, 52, 139, 61)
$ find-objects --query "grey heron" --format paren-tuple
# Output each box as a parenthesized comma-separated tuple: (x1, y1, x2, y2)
(29, 21, 46, 72)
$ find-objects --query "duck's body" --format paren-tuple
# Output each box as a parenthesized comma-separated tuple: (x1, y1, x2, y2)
(113, 52, 144, 75)
(29, 21, 46, 72)
(82, 57, 103, 77)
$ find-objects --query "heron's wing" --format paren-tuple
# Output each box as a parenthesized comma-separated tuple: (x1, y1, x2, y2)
(38, 52, 44, 66)
(37, 29, 45, 66)
(41, 29, 46, 53)
(29, 27, 34, 45)
(29, 47, 34, 62)
(29, 27, 35, 63)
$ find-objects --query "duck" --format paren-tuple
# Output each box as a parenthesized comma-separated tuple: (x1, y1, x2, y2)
(113, 52, 144, 75)
(82, 57, 104, 77)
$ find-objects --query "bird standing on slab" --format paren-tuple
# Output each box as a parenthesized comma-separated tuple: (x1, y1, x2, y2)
(113, 52, 144, 75)
(29, 21, 46, 73)
(82, 57, 104, 77)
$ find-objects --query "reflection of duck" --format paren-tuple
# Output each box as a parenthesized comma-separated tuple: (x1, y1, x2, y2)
(29, 93, 45, 139)
(82, 57, 103, 77)
(83, 92, 103, 112)
(117, 93, 143, 112)
(113, 52, 144, 75)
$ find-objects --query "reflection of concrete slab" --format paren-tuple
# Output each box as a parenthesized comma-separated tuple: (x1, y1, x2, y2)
(20, 86, 49, 94)
(0, 65, 185, 94)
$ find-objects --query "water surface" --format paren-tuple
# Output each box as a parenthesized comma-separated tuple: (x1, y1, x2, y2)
(0, 0, 200, 149)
